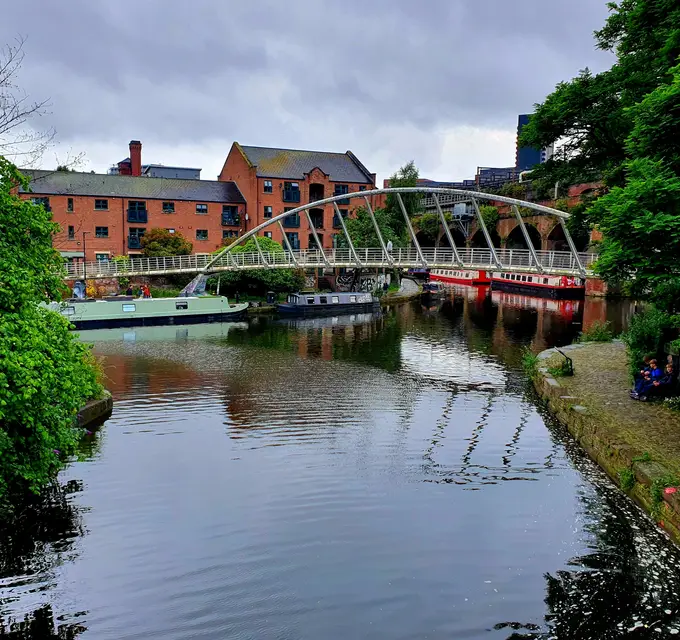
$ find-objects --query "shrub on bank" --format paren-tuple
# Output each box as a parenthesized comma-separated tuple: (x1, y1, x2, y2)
(0, 159, 102, 512)
(622, 308, 678, 377)
(577, 321, 614, 343)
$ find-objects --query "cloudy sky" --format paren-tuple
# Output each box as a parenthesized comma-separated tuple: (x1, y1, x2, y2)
(2, 0, 613, 183)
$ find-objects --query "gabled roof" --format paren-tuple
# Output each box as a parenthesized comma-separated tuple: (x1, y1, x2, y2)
(20, 170, 245, 203)
(237, 144, 374, 183)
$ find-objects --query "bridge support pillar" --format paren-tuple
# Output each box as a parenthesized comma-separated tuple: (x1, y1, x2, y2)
(585, 277, 621, 297)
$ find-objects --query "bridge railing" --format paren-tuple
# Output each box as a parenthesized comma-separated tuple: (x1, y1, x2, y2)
(64, 248, 598, 279)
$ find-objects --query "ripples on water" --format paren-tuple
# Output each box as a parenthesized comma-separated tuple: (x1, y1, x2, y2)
(2, 292, 679, 639)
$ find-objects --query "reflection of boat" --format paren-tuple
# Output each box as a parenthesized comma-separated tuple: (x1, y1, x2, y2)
(277, 312, 381, 329)
(278, 292, 380, 317)
(490, 272, 585, 299)
(76, 321, 249, 343)
(430, 269, 490, 285)
(421, 282, 445, 300)
(52, 296, 248, 329)
(491, 290, 581, 320)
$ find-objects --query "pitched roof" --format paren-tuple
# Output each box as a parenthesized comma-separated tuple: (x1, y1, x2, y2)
(238, 144, 374, 183)
(19, 170, 245, 203)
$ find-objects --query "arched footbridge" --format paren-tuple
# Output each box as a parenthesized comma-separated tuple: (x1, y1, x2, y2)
(64, 188, 596, 280)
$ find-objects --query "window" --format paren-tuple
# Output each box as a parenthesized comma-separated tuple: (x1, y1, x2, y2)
(196, 203, 208, 214)
(94, 199, 108, 211)
(283, 211, 300, 227)
(333, 209, 348, 228)
(283, 182, 300, 203)
(285, 232, 300, 250)
(67, 197, 74, 212)
(334, 184, 350, 205)
(263, 180, 273, 193)
(128, 227, 146, 249)
(319, 296, 328, 304)
(332, 296, 339, 304)
(68, 225, 75, 240)
(521, 275, 527, 282)
(95, 226, 109, 238)
(264, 205, 273, 219)
(175, 301, 188, 310)
(162, 201, 175, 213)
(221, 205, 240, 226)
(95, 253, 109, 262)
(127, 201, 147, 223)
(222, 230, 239, 240)
(307, 297, 315, 304)
(166, 228, 175, 234)
(528, 276, 533, 282)
(31, 197, 50, 211)
(196, 229, 209, 240)
(264, 231, 272, 239)
(543, 278, 548, 285)
(350, 295, 357, 303)
(359, 186, 366, 191)
(122, 304, 136, 313)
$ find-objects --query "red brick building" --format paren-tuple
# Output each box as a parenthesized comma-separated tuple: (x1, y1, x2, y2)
(20, 165, 245, 263)
(219, 143, 380, 250)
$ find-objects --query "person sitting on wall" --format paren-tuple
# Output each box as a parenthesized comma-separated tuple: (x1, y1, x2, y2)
(631, 359, 662, 397)
(636, 355, 653, 380)
(632, 362, 672, 400)
(640, 363, 676, 401)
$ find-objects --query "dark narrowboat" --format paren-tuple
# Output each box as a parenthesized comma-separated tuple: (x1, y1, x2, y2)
(278, 292, 380, 316)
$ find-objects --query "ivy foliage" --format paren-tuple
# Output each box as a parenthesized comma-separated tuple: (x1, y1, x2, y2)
(0, 158, 102, 507)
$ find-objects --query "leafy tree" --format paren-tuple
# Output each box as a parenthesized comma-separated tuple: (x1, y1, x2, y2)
(214, 236, 305, 295)
(385, 160, 421, 235)
(519, 0, 680, 188)
(478, 205, 499, 228)
(141, 228, 192, 257)
(589, 62, 680, 311)
(0, 158, 102, 509)
(341, 206, 406, 248)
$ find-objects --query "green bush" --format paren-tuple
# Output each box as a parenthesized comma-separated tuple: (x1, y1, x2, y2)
(577, 321, 614, 343)
(521, 348, 539, 376)
(548, 359, 573, 377)
(622, 308, 675, 376)
(619, 467, 636, 492)
(0, 158, 102, 511)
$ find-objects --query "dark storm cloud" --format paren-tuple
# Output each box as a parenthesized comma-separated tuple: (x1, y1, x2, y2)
(1, 0, 612, 174)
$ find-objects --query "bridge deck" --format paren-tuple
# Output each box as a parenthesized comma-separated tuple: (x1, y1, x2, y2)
(66, 248, 597, 280)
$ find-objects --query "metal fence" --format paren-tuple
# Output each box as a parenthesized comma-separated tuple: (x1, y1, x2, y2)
(65, 248, 597, 280)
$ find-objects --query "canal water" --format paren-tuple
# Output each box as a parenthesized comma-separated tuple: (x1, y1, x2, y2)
(2, 288, 680, 639)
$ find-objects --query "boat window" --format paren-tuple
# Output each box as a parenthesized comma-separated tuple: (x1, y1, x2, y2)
(62, 306, 76, 316)
(176, 301, 188, 310)
(527, 277, 533, 282)
(122, 304, 136, 312)
(332, 296, 339, 304)
(543, 278, 548, 285)
(319, 296, 328, 304)
(350, 295, 357, 303)
(522, 275, 527, 282)
(307, 297, 315, 304)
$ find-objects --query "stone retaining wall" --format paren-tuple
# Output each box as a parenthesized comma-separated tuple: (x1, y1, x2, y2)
(77, 391, 113, 430)
(533, 343, 680, 545)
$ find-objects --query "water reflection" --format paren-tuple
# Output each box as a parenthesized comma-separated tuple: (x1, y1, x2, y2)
(1, 288, 660, 640)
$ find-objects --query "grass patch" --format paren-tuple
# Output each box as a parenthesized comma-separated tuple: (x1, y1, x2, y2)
(521, 348, 539, 376)
(632, 452, 652, 463)
(548, 359, 574, 378)
(619, 467, 636, 492)
(577, 321, 614, 343)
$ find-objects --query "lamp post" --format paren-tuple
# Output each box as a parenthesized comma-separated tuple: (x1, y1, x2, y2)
(82, 231, 90, 282)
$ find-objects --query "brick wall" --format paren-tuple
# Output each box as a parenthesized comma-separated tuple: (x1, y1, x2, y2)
(21, 193, 245, 260)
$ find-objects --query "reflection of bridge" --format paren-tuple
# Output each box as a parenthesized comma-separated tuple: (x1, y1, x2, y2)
(65, 187, 595, 280)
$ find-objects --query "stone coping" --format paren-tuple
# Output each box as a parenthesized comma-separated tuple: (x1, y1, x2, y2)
(76, 390, 113, 430)
(533, 342, 680, 545)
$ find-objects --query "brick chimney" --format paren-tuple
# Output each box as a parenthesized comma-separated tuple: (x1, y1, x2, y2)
(129, 140, 142, 177)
